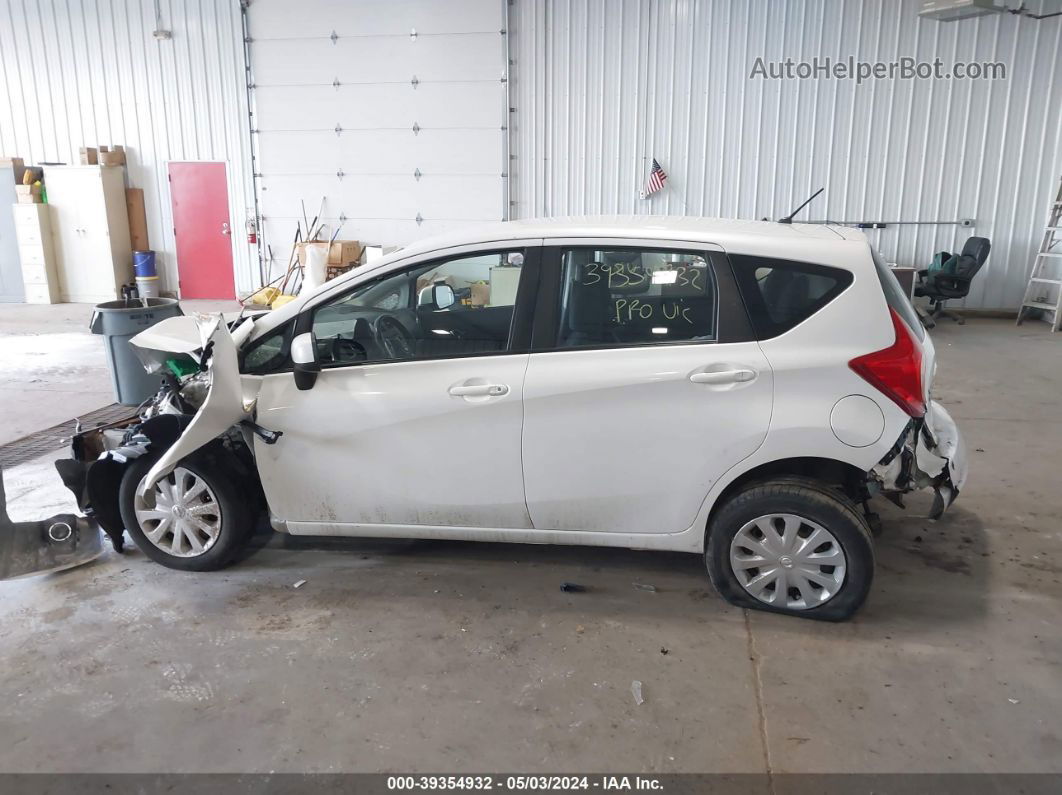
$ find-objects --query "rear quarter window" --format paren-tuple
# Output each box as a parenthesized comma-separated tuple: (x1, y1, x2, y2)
(871, 248, 925, 341)
(729, 254, 854, 339)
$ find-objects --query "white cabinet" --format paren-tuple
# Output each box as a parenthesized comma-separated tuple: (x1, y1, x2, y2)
(488, 266, 521, 307)
(12, 204, 60, 303)
(0, 160, 24, 302)
(44, 166, 132, 303)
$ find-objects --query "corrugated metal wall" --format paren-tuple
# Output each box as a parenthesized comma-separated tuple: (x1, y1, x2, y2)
(3, 0, 1059, 308)
(0, 0, 256, 296)
(511, 0, 1062, 310)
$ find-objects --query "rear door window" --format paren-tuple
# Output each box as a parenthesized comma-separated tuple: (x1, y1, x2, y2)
(730, 255, 853, 339)
(553, 247, 718, 348)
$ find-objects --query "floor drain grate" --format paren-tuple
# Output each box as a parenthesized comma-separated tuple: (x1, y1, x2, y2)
(0, 403, 137, 469)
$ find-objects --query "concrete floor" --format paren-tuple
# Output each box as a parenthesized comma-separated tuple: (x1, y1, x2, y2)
(0, 300, 241, 446)
(0, 309, 1060, 774)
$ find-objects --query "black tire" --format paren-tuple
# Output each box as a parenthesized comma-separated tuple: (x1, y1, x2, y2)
(118, 451, 254, 572)
(705, 477, 875, 621)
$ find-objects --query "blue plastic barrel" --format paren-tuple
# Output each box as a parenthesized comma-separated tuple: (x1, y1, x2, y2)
(133, 250, 156, 278)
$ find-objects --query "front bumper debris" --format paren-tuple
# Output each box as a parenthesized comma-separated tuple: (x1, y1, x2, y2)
(871, 400, 968, 518)
(31, 312, 256, 565)
(0, 466, 105, 580)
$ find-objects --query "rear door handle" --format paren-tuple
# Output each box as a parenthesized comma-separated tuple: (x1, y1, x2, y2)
(689, 369, 756, 385)
(448, 383, 509, 397)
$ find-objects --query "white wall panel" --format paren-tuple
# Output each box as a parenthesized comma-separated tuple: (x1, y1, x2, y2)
(0, 0, 257, 297)
(511, 0, 1062, 311)
(247, 0, 508, 283)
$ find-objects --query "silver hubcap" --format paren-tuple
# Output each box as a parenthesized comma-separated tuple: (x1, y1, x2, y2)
(729, 513, 847, 610)
(134, 467, 222, 558)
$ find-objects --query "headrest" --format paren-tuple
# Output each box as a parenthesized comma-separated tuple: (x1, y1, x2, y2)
(761, 268, 811, 323)
(961, 237, 991, 264)
(568, 276, 611, 331)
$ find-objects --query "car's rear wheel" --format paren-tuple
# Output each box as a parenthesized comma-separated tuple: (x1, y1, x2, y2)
(705, 478, 874, 621)
(118, 452, 253, 572)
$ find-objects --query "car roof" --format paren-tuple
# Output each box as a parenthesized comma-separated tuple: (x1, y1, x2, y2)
(253, 216, 870, 336)
(394, 215, 859, 252)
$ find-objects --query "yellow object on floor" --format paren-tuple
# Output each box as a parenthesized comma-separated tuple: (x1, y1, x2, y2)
(270, 294, 297, 309)
(248, 286, 280, 306)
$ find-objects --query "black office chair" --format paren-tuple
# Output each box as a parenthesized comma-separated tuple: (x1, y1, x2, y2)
(915, 236, 990, 325)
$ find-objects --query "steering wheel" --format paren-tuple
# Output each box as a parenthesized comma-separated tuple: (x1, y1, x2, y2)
(374, 315, 416, 359)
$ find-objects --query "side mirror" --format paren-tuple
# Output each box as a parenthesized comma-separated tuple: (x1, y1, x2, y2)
(431, 282, 456, 310)
(290, 331, 320, 391)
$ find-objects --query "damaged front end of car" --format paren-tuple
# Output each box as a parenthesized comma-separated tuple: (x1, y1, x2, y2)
(868, 400, 968, 519)
(60, 313, 267, 553)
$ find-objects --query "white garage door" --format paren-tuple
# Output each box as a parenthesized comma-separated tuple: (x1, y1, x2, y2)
(247, 0, 507, 280)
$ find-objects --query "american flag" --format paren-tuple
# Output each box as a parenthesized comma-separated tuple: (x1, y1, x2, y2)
(644, 158, 668, 196)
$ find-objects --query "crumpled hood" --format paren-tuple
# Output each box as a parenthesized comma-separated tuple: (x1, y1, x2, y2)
(129, 313, 256, 372)
(134, 314, 255, 499)
(130, 314, 205, 355)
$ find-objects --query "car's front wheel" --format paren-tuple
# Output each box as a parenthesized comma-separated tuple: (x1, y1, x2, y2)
(118, 452, 253, 571)
(705, 478, 875, 621)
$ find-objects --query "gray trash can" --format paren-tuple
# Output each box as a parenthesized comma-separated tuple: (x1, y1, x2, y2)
(90, 297, 183, 406)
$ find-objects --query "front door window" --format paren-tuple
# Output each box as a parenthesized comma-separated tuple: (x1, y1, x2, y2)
(311, 250, 526, 367)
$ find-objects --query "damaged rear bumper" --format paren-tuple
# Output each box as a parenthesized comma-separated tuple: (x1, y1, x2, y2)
(871, 400, 968, 518)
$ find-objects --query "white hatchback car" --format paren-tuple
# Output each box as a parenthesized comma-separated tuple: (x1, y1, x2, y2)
(68, 217, 966, 620)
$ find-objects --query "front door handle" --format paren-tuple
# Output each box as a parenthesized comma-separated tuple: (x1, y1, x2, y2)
(448, 383, 509, 397)
(689, 369, 756, 385)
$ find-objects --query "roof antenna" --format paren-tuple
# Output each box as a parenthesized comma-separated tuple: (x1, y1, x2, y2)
(777, 187, 825, 224)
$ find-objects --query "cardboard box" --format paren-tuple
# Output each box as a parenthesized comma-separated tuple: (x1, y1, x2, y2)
(79, 147, 98, 165)
(416, 270, 457, 293)
(328, 239, 361, 265)
(326, 263, 357, 281)
(469, 283, 490, 306)
(99, 150, 124, 166)
(297, 240, 363, 267)
(126, 188, 149, 250)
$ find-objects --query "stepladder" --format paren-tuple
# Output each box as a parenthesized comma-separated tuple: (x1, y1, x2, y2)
(1017, 176, 1062, 332)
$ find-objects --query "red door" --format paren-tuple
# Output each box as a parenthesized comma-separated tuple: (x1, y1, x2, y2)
(169, 162, 236, 299)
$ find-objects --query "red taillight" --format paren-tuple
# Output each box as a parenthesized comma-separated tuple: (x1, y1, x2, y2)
(849, 308, 926, 418)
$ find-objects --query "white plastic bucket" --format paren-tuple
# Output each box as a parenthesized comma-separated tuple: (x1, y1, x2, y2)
(135, 276, 160, 298)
